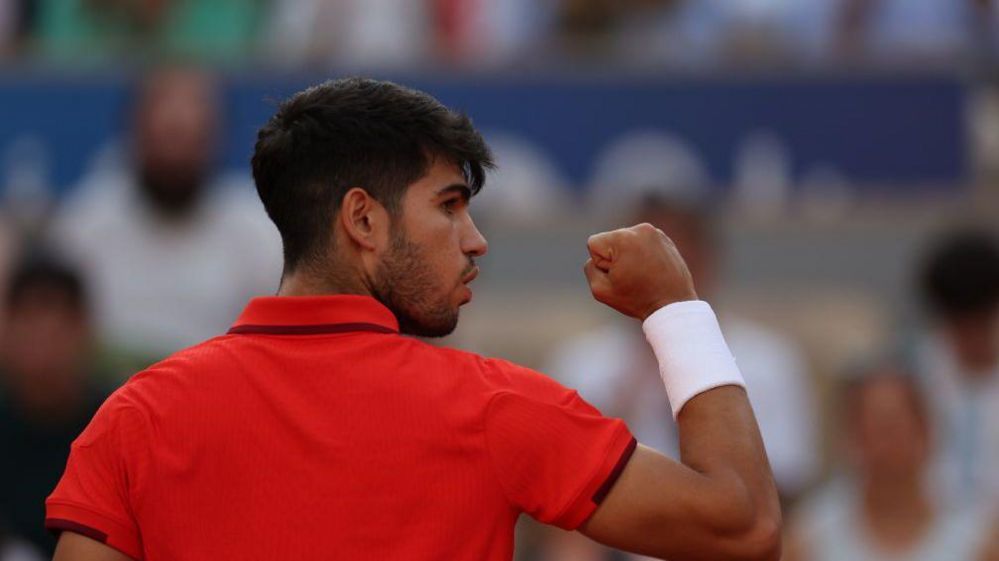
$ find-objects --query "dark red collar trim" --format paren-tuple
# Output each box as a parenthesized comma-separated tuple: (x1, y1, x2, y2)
(227, 322, 397, 336)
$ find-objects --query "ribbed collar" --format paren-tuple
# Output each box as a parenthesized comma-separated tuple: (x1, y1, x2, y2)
(228, 295, 399, 335)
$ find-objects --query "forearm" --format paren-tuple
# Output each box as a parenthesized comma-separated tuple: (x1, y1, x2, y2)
(580, 225, 782, 560)
(640, 300, 778, 530)
(676, 386, 780, 535)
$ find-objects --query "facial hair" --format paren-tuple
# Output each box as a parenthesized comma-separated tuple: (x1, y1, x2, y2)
(138, 164, 205, 218)
(371, 229, 467, 338)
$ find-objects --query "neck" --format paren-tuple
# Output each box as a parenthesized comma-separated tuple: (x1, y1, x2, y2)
(860, 473, 934, 551)
(862, 473, 929, 517)
(277, 264, 373, 298)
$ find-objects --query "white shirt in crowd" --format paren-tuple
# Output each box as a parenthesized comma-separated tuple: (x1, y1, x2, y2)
(50, 168, 282, 359)
(546, 313, 819, 497)
(793, 480, 992, 561)
(914, 332, 999, 509)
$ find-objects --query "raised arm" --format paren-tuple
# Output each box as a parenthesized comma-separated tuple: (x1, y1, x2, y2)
(577, 223, 781, 561)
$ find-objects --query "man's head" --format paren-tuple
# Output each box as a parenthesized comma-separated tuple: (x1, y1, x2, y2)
(632, 193, 718, 297)
(251, 78, 494, 337)
(918, 229, 999, 374)
(133, 66, 221, 216)
(1, 255, 91, 413)
(842, 366, 930, 485)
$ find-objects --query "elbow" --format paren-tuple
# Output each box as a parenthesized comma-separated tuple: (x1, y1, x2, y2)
(735, 513, 782, 561)
(711, 491, 782, 561)
(717, 481, 783, 561)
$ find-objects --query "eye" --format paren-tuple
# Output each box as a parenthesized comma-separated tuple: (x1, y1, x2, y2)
(441, 197, 461, 215)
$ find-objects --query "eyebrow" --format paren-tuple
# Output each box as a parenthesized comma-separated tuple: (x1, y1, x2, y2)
(435, 183, 472, 202)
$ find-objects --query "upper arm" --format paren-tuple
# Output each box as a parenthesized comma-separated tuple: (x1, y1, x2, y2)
(45, 394, 146, 560)
(580, 444, 780, 561)
(53, 531, 134, 561)
(482, 360, 637, 529)
(484, 387, 636, 529)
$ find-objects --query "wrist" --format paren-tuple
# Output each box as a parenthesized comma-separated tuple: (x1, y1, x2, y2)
(641, 300, 745, 418)
(640, 292, 698, 321)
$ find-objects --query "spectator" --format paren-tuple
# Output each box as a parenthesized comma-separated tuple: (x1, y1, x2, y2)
(264, 0, 431, 68)
(33, 0, 264, 65)
(0, 255, 106, 556)
(911, 229, 999, 507)
(834, 0, 996, 64)
(784, 366, 995, 561)
(49, 65, 281, 364)
(0, 0, 32, 60)
(541, 192, 818, 560)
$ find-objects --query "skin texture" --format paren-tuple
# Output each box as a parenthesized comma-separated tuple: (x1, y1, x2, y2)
(54, 169, 780, 561)
(278, 159, 486, 335)
(53, 532, 130, 561)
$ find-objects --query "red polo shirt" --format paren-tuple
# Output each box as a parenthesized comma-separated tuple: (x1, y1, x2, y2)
(46, 295, 636, 560)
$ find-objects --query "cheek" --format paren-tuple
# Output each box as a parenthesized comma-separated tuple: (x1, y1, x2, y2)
(426, 216, 464, 260)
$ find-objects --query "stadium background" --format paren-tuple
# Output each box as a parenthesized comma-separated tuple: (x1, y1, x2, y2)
(0, 1, 997, 560)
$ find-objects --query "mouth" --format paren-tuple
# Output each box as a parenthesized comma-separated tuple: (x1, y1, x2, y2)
(459, 266, 479, 305)
(461, 266, 479, 285)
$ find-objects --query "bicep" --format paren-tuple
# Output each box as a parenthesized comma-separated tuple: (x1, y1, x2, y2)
(53, 532, 134, 561)
(579, 444, 763, 560)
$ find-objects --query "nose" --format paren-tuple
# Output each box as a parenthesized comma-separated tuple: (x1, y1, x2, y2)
(462, 215, 488, 258)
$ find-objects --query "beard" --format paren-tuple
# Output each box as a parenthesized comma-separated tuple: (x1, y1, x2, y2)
(371, 229, 468, 338)
(138, 163, 206, 218)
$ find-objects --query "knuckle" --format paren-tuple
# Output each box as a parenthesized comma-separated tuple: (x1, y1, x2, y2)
(635, 222, 656, 234)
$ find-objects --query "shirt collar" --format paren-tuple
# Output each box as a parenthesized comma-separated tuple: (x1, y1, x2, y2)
(229, 295, 399, 335)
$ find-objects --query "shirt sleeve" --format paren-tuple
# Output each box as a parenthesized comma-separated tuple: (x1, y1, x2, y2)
(45, 391, 146, 560)
(483, 361, 637, 530)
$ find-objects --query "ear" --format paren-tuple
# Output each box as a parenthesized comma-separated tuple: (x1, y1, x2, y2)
(338, 187, 389, 252)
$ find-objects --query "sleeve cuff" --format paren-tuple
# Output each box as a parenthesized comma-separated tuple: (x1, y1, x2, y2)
(46, 501, 142, 560)
(553, 427, 638, 530)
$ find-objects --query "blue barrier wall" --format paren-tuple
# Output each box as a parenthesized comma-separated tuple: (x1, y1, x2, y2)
(0, 72, 967, 198)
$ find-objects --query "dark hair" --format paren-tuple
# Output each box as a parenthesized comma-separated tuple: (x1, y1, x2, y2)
(251, 77, 494, 273)
(919, 229, 999, 319)
(5, 254, 87, 315)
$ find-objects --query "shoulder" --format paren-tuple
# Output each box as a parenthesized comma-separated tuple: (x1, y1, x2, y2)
(548, 323, 635, 369)
(545, 322, 637, 386)
(206, 174, 271, 226)
(791, 478, 855, 536)
(722, 314, 802, 359)
(721, 314, 807, 382)
(932, 503, 997, 554)
(111, 335, 237, 407)
(407, 339, 578, 406)
(49, 169, 136, 248)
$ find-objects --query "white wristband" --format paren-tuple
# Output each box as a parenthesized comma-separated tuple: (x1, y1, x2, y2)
(642, 300, 745, 419)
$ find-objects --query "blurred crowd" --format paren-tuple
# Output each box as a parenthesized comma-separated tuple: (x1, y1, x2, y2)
(0, 66, 281, 560)
(534, 201, 999, 561)
(0, 2, 997, 558)
(0, 0, 996, 69)
(0, 63, 994, 561)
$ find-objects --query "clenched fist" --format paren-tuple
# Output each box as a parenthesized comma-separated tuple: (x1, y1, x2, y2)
(583, 223, 698, 320)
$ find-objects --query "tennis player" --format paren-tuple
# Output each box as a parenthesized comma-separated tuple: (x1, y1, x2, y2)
(46, 78, 780, 561)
